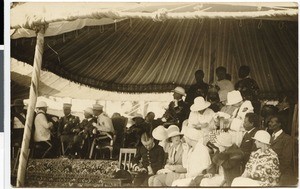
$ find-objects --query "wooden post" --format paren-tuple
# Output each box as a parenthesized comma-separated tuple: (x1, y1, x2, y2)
(16, 26, 45, 187)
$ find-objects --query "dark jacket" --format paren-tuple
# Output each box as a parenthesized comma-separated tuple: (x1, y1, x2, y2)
(58, 114, 80, 136)
(270, 131, 295, 186)
(240, 128, 259, 166)
(185, 82, 209, 107)
(133, 144, 165, 174)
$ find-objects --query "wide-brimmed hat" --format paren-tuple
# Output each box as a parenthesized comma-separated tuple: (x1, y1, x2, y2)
(11, 99, 24, 107)
(190, 97, 211, 112)
(36, 101, 48, 108)
(166, 125, 183, 142)
(63, 103, 72, 108)
(227, 90, 243, 105)
(152, 125, 168, 141)
(215, 132, 233, 147)
(172, 86, 186, 96)
(252, 130, 270, 145)
(93, 104, 103, 110)
(84, 107, 93, 115)
(184, 126, 203, 141)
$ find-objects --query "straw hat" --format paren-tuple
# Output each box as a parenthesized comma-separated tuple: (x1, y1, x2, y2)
(36, 101, 48, 108)
(172, 86, 186, 96)
(190, 97, 211, 112)
(93, 104, 103, 110)
(84, 107, 94, 115)
(215, 132, 233, 147)
(252, 130, 271, 145)
(226, 90, 243, 105)
(152, 125, 168, 141)
(184, 126, 203, 141)
(166, 125, 183, 141)
(11, 99, 24, 107)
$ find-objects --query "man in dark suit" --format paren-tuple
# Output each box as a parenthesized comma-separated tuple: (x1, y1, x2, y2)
(268, 114, 295, 186)
(240, 113, 259, 169)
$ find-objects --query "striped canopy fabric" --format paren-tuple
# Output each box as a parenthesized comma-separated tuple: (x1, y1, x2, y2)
(11, 2, 298, 95)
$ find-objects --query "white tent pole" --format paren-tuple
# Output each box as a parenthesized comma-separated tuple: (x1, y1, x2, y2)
(16, 26, 45, 187)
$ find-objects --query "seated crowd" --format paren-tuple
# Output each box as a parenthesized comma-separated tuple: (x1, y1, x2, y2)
(11, 66, 297, 186)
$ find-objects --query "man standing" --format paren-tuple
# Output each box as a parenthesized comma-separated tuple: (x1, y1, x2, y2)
(58, 103, 80, 156)
(215, 66, 234, 104)
(235, 66, 260, 113)
(240, 113, 259, 168)
(185, 70, 209, 108)
(268, 114, 295, 186)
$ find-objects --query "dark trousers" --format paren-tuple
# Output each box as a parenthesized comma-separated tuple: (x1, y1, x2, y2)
(133, 172, 150, 186)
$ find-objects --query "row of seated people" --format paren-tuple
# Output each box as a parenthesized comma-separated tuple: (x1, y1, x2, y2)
(130, 111, 296, 187)
(11, 101, 118, 159)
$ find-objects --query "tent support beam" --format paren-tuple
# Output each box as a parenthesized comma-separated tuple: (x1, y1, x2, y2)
(16, 25, 45, 187)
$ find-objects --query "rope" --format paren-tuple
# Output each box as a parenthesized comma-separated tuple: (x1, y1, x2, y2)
(16, 26, 45, 187)
(11, 9, 298, 30)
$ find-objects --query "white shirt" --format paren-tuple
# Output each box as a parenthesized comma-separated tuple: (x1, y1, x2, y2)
(273, 129, 283, 141)
(95, 113, 114, 133)
(34, 110, 52, 142)
(184, 141, 211, 178)
(13, 113, 26, 129)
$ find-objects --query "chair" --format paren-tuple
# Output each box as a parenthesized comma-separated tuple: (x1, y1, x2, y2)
(102, 148, 137, 186)
(89, 132, 114, 159)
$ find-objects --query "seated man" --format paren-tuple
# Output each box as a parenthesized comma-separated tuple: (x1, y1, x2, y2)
(72, 108, 97, 159)
(33, 101, 58, 158)
(132, 132, 165, 186)
(58, 103, 80, 156)
(162, 86, 189, 129)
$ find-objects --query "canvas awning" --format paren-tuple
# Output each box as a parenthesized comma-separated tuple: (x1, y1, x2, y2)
(11, 2, 298, 94)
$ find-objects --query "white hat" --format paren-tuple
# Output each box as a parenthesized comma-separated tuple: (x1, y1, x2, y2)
(93, 104, 103, 110)
(63, 103, 72, 108)
(36, 101, 48, 108)
(84, 107, 93, 115)
(167, 125, 183, 141)
(172, 86, 186, 96)
(184, 126, 203, 141)
(226, 90, 243, 105)
(190, 97, 211, 111)
(230, 118, 243, 132)
(215, 132, 233, 147)
(252, 130, 270, 144)
(152, 125, 168, 141)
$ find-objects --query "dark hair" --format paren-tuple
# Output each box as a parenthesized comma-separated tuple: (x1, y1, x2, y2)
(238, 65, 250, 78)
(141, 132, 153, 142)
(245, 112, 260, 128)
(216, 66, 226, 74)
(195, 70, 204, 78)
(269, 114, 283, 127)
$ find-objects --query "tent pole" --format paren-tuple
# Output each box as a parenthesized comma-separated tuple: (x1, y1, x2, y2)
(16, 26, 45, 187)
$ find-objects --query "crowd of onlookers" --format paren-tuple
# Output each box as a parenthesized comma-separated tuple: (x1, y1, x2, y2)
(11, 65, 297, 186)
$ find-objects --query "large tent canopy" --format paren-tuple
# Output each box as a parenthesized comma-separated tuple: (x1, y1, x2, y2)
(11, 2, 298, 96)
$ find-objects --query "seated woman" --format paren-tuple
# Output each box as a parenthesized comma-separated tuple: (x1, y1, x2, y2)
(200, 132, 243, 186)
(232, 130, 281, 187)
(171, 127, 211, 186)
(148, 125, 187, 186)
